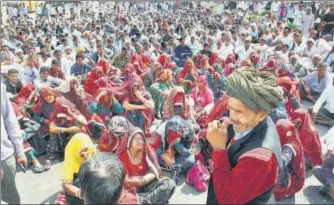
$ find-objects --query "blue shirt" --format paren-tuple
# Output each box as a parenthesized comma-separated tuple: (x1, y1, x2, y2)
(1, 83, 24, 160)
(174, 45, 193, 60)
(304, 71, 330, 93)
(70, 63, 92, 76)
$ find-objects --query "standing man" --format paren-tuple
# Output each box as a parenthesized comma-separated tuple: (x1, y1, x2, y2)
(206, 68, 283, 204)
(1, 82, 27, 204)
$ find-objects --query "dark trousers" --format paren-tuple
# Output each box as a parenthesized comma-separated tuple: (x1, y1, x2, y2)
(1, 154, 20, 204)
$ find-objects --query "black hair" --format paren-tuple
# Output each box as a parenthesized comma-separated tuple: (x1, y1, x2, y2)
(78, 152, 124, 205)
(7, 68, 19, 75)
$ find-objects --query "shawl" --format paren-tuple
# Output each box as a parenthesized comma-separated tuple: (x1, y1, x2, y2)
(225, 53, 236, 65)
(115, 127, 162, 178)
(61, 133, 96, 182)
(32, 87, 61, 112)
(290, 108, 323, 166)
(158, 54, 175, 69)
(275, 119, 305, 200)
(84, 66, 105, 95)
(14, 83, 36, 106)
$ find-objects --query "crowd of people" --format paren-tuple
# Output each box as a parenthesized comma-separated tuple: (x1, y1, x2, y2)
(1, 1, 334, 204)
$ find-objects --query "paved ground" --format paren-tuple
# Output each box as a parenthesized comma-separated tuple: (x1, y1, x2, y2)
(15, 101, 333, 204)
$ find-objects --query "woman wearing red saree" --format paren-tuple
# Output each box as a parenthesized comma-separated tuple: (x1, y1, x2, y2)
(130, 44, 152, 75)
(277, 77, 301, 116)
(190, 75, 214, 123)
(12, 83, 45, 173)
(84, 66, 106, 95)
(86, 87, 125, 138)
(290, 108, 323, 168)
(177, 59, 198, 94)
(98, 116, 132, 152)
(274, 119, 305, 200)
(122, 77, 154, 138)
(60, 77, 93, 116)
(116, 127, 176, 204)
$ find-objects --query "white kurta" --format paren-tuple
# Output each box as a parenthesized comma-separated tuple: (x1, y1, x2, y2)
(301, 14, 314, 37)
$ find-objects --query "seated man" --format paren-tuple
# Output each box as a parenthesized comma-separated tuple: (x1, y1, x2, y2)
(33, 66, 63, 90)
(70, 53, 92, 77)
(78, 152, 125, 204)
(311, 81, 334, 127)
(3, 69, 22, 100)
(312, 127, 334, 200)
(299, 63, 331, 103)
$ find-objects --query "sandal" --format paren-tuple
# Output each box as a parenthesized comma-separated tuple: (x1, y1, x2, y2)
(43, 160, 51, 171)
(32, 165, 45, 173)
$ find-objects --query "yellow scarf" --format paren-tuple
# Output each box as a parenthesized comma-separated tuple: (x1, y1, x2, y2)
(61, 133, 96, 182)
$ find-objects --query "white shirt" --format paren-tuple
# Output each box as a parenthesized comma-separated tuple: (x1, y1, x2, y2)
(313, 86, 334, 114)
(235, 46, 253, 62)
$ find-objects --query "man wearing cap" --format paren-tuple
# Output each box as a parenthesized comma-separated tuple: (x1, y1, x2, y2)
(301, 38, 317, 58)
(14, 48, 24, 64)
(206, 68, 283, 204)
(300, 63, 332, 103)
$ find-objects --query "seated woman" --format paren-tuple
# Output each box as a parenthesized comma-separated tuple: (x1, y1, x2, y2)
(60, 77, 93, 116)
(130, 44, 152, 75)
(98, 116, 132, 152)
(290, 108, 323, 169)
(197, 55, 225, 102)
(190, 75, 214, 123)
(47, 97, 87, 168)
(87, 87, 124, 138)
(33, 87, 61, 141)
(144, 62, 162, 90)
(84, 66, 106, 96)
(274, 119, 305, 201)
(12, 87, 44, 173)
(177, 59, 198, 94)
(116, 127, 176, 204)
(153, 116, 196, 183)
(61, 133, 96, 205)
(150, 69, 174, 119)
(122, 77, 155, 138)
(277, 77, 301, 116)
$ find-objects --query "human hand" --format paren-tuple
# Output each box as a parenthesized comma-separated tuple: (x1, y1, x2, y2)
(16, 155, 28, 169)
(69, 126, 82, 134)
(162, 154, 175, 169)
(207, 159, 214, 173)
(207, 118, 230, 151)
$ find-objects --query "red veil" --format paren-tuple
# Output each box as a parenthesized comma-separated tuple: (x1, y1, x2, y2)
(277, 77, 301, 116)
(274, 119, 305, 200)
(290, 108, 323, 166)
(84, 66, 105, 95)
(158, 54, 175, 69)
(116, 127, 162, 204)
